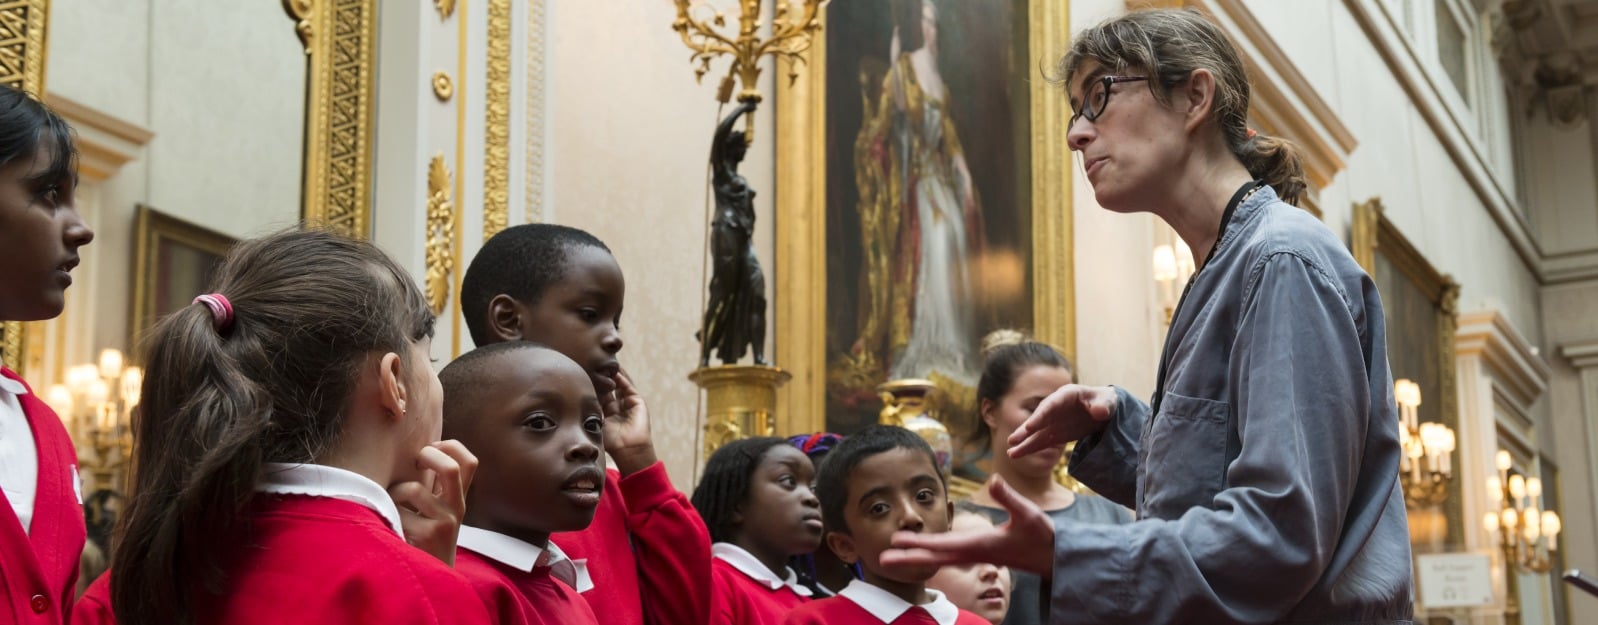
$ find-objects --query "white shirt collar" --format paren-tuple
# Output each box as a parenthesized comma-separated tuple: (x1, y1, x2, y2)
(458, 525, 593, 592)
(711, 542, 814, 597)
(838, 578, 961, 625)
(257, 463, 404, 538)
(0, 364, 27, 395)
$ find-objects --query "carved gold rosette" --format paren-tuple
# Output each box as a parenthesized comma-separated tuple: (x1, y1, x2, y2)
(425, 155, 455, 315)
(691, 365, 793, 462)
(283, 0, 378, 239)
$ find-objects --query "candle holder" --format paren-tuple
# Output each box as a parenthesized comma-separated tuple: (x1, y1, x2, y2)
(48, 348, 141, 496)
(1393, 378, 1453, 508)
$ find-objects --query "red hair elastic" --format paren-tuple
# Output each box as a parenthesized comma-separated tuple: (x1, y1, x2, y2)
(193, 293, 235, 332)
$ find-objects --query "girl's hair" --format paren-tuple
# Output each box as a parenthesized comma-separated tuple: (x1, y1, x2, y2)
(0, 85, 77, 190)
(1055, 8, 1307, 205)
(111, 229, 435, 625)
(784, 433, 863, 591)
(972, 330, 1072, 450)
(691, 437, 789, 544)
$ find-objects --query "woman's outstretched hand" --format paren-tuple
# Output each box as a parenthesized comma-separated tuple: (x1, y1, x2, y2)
(879, 475, 1056, 576)
(1007, 384, 1118, 459)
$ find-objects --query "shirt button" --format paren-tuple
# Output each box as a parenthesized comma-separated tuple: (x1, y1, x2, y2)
(30, 594, 47, 613)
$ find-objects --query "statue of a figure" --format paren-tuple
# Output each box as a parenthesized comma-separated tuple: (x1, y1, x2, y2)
(698, 100, 767, 367)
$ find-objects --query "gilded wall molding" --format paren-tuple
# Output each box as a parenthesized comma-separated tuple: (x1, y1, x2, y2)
(283, 0, 378, 239)
(432, 71, 453, 101)
(435, 0, 456, 19)
(0, 0, 50, 374)
(425, 155, 455, 315)
(525, 0, 547, 224)
(483, 0, 511, 239)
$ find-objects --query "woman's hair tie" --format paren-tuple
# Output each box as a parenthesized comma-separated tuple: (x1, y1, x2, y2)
(193, 293, 235, 333)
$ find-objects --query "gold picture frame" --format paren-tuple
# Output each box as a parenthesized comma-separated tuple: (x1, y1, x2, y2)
(1351, 197, 1461, 530)
(131, 206, 238, 351)
(0, 0, 52, 374)
(282, 0, 379, 239)
(774, 0, 1073, 438)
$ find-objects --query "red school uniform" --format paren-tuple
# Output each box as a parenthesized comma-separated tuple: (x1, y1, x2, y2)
(709, 542, 813, 625)
(195, 463, 489, 625)
(0, 367, 85, 625)
(455, 526, 599, 625)
(551, 461, 710, 625)
(782, 579, 990, 625)
(71, 573, 112, 625)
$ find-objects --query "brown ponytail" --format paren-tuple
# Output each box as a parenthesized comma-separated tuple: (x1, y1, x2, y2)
(1055, 8, 1309, 205)
(111, 229, 434, 625)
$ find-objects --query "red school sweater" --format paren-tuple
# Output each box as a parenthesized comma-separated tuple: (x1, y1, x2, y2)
(709, 557, 810, 625)
(455, 547, 599, 625)
(72, 572, 112, 625)
(551, 461, 710, 625)
(782, 595, 990, 625)
(0, 368, 85, 625)
(191, 495, 490, 625)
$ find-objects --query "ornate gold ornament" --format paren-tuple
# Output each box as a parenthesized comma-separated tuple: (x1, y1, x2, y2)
(281, 0, 377, 239)
(690, 365, 792, 461)
(671, 0, 827, 136)
(425, 155, 455, 315)
(432, 71, 453, 101)
(483, 0, 511, 239)
(435, 0, 456, 19)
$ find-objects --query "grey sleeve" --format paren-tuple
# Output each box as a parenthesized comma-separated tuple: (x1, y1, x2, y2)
(1066, 386, 1145, 509)
(1048, 253, 1371, 624)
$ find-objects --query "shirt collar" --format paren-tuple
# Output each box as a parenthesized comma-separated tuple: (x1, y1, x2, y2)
(838, 578, 960, 625)
(0, 364, 27, 396)
(458, 525, 592, 592)
(257, 463, 404, 538)
(712, 542, 813, 597)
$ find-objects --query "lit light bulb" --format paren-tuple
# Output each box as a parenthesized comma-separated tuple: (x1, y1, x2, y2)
(1496, 450, 1512, 472)
(1526, 477, 1542, 499)
(1486, 476, 1501, 503)
(45, 385, 73, 419)
(121, 367, 143, 406)
(1543, 511, 1562, 550)
(1501, 508, 1518, 529)
(1483, 511, 1499, 533)
(1509, 475, 1526, 500)
(98, 348, 124, 380)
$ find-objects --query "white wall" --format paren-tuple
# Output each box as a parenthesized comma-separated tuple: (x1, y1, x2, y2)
(544, 1, 777, 490)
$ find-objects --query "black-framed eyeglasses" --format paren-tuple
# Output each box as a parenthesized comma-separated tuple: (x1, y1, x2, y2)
(1069, 75, 1149, 131)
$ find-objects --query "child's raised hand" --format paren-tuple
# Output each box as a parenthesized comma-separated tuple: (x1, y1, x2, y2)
(389, 440, 478, 567)
(602, 367, 657, 477)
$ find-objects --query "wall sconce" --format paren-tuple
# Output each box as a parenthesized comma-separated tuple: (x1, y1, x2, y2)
(1394, 378, 1453, 508)
(49, 348, 141, 494)
(1152, 238, 1194, 325)
(1484, 450, 1560, 574)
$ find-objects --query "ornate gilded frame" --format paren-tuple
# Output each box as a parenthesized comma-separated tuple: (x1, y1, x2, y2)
(131, 205, 238, 351)
(1352, 197, 1461, 526)
(282, 0, 378, 239)
(0, 0, 51, 373)
(774, 0, 1073, 436)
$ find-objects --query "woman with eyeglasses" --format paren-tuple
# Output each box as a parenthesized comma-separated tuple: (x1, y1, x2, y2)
(881, 8, 1413, 624)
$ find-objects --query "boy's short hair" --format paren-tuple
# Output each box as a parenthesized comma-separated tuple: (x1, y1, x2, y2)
(816, 425, 945, 536)
(460, 224, 611, 345)
(438, 340, 551, 434)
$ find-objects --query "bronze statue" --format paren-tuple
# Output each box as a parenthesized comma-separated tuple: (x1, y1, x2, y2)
(698, 100, 767, 367)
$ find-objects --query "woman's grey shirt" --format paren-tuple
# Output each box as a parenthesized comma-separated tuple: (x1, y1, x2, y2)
(1057, 187, 1414, 624)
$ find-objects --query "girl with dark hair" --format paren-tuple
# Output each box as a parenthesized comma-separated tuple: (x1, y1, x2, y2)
(691, 437, 822, 625)
(960, 330, 1126, 625)
(108, 229, 488, 625)
(884, 8, 1412, 624)
(0, 84, 94, 625)
(784, 432, 861, 597)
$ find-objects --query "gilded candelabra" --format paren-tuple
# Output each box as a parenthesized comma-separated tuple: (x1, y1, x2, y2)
(671, 0, 828, 137)
(1393, 379, 1454, 508)
(47, 349, 141, 495)
(1484, 450, 1561, 574)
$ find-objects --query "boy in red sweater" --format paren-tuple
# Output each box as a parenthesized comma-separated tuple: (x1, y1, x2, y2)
(442, 342, 604, 625)
(0, 85, 94, 625)
(461, 224, 710, 625)
(784, 426, 988, 625)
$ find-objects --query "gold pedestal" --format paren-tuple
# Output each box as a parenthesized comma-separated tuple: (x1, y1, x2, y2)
(691, 364, 793, 460)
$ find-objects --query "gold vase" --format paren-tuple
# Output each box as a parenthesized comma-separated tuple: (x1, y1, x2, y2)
(691, 364, 793, 461)
(877, 379, 953, 475)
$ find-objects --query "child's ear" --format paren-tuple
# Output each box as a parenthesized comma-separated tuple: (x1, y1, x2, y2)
(825, 530, 859, 565)
(486, 294, 526, 342)
(377, 352, 408, 422)
(942, 500, 955, 531)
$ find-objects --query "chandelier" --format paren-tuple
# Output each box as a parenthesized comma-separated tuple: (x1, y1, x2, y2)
(46, 348, 141, 495)
(1484, 450, 1561, 574)
(1394, 379, 1453, 508)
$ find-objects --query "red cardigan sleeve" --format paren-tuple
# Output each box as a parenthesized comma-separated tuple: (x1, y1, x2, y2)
(619, 462, 711, 625)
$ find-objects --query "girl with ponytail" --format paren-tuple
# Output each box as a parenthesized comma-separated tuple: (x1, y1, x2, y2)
(883, 9, 1413, 624)
(108, 229, 489, 625)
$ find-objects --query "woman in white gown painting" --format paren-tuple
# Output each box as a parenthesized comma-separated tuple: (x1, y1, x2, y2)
(887, 0, 984, 384)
